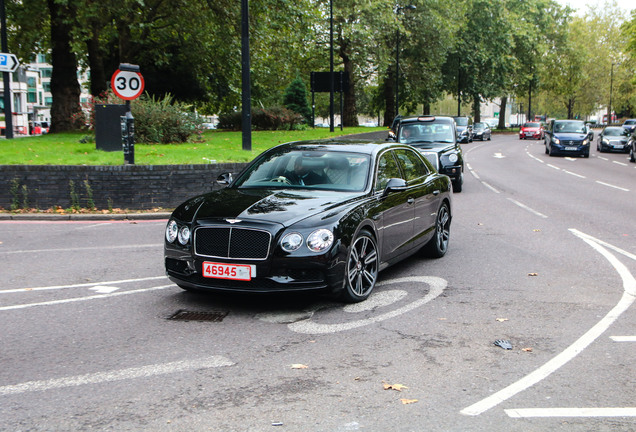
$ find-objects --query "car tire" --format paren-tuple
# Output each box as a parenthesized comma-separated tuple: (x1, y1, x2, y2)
(423, 202, 451, 258)
(630, 147, 635, 162)
(487, 135, 491, 141)
(340, 229, 379, 303)
(452, 172, 463, 193)
(583, 150, 589, 158)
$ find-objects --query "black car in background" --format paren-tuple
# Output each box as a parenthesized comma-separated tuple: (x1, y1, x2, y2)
(472, 122, 491, 141)
(629, 134, 636, 162)
(597, 126, 630, 153)
(452, 116, 473, 143)
(165, 141, 452, 303)
(622, 119, 636, 135)
(390, 115, 464, 192)
(544, 119, 590, 157)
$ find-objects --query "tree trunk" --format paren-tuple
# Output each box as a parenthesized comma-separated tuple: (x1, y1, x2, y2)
(472, 95, 481, 122)
(339, 42, 358, 127)
(48, 0, 81, 132)
(498, 96, 507, 129)
(86, 23, 108, 97)
(383, 67, 395, 127)
(422, 102, 430, 115)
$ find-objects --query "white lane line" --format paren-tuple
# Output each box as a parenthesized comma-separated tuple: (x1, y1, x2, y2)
(0, 285, 175, 311)
(526, 152, 544, 163)
(571, 231, 636, 261)
(613, 161, 628, 167)
(598, 156, 609, 161)
(547, 164, 561, 170)
(506, 408, 636, 418)
(610, 336, 636, 342)
(507, 199, 548, 218)
(0, 276, 168, 294)
(0, 356, 234, 396)
(0, 243, 163, 255)
(563, 170, 586, 178)
(481, 182, 500, 194)
(460, 230, 636, 416)
(595, 181, 629, 192)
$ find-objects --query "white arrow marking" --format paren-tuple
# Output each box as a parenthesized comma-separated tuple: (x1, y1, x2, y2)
(89, 286, 120, 294)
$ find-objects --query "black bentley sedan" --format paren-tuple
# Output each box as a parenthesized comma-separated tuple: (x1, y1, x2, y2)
(390, 115, 464, 192)
(165, 141, 452, 302)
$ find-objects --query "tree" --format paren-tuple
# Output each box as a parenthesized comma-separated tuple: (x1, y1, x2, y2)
(283, 76, 312, 124)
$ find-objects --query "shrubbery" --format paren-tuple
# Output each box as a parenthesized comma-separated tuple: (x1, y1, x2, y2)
(218, 106, 303, 130)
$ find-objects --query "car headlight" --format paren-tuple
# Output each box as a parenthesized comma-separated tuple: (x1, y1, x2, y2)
(553, 137, 560, 144)
(583, 139, 589, 146)
(602, 139, 609, 145)
(307, 229, 334, 252)
(166, 220, 178, 243)
(448, 153, 459, 163)
(178, 226, 191, 245)
(281, 232, 303, 252)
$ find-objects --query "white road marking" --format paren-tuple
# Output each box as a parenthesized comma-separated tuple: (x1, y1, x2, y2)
(505, 408, 636, 418)
(547, 164, 561, 170)
(89, 286, 120, 294)
(1, 276, 167, 294)
(598, 156, 609, 161)
(613, 161, 628, 167)
(481, 182, 500, 194)
(507, 199, 548, 218)
(610, 336, 636, 342)
(563, 170, 586, 178)
(494, 153, 505, 158)
(0, 285, 175, 311)
(0, 243, 163, 255)
(461, 230, 636, 416)
(595, 181, 629, 192)
(288, 276, 446, 334)
(572, 230, 636, 261)
(0, 356, 234, 396)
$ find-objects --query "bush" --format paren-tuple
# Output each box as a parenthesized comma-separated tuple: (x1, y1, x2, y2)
(218, 106, 303, 131)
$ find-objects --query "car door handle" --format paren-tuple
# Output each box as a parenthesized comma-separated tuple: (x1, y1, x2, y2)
(407, 197, 414, 204)
(433, 190, 440, 196)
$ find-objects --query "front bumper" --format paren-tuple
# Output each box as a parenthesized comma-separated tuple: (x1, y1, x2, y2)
(439, 164, 463, 181)
(600, 141, 629, 152)
(550, 141, 589, 155)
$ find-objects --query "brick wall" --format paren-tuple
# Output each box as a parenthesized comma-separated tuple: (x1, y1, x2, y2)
(0, 163, 249, 211)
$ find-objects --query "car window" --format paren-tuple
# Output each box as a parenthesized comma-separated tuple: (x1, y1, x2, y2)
(393, 149, 429, 182)
(375, 151, 402, 192)
(554, 122, 586, 133)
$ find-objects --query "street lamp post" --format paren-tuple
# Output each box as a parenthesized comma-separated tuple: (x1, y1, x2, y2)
(607, 62, 618, 126)
(395, 4, 415, 119)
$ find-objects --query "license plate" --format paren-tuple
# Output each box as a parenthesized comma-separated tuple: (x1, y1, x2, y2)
(565, 146, 578, 150)
(613, 145, 623, 149)
(525, 132, 534, 136)
(203, 262, 255, 281)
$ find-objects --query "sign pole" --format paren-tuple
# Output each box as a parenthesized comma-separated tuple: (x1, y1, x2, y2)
(111, 63, 144, 165)
(0, 0, 13, 139)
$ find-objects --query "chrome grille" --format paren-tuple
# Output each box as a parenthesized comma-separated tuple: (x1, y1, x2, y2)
(561, 140, 582, 146)
(195, 227, 271, 260)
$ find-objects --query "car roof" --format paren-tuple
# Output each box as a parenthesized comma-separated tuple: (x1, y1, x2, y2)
(271, 140, 413, 157)
(399, 115, 455, 124)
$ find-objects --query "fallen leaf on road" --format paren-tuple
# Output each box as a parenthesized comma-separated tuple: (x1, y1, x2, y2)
(522, 347, 533, 352)
(496, 318, 509, 322)
(400, 399, 418, 404)
(533, 229, 541, 232)
(528, 273, 538, 276)
(291, 364, 308, 369)
(383, 382, 408, 392)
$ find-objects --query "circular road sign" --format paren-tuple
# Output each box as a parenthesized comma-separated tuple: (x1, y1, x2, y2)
(111, 69, 145, 100)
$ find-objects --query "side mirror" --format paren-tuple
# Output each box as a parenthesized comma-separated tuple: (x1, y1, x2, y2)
(217, 172, 233, 186)
(383, 177, 407, 196)
(386, 131, 396, 142)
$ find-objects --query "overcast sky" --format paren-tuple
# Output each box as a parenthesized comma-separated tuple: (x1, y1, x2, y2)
(555, 0, 635, 14)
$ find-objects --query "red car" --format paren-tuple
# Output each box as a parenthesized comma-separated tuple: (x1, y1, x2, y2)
(519, 122, 544, 140)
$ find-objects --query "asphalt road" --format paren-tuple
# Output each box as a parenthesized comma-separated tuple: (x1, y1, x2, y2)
(1, 132, 635, 431)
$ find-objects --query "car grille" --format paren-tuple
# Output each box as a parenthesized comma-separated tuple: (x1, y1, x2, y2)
(195, 227, 271, 260)
(560, 140, 582, 145)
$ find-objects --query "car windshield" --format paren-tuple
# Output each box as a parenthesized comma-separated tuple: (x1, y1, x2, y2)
(398, 123, 455, 146)
(624, 120, 636, 125)
(473, 123, 486, 130)
(553, 121, 586, 133)
(523, 122, 540, 128)
(604, 127, 629, 137)
(454, 117, 468, 126)
(234, 149, 370, 192)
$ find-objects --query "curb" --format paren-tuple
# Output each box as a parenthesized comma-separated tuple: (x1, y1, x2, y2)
(0, 212, 172, 221)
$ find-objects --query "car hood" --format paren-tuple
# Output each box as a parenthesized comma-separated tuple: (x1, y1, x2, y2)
(173, 188, 361, 227)
(521, 127, 540, 132)
(605, 137, 628, 143)
(553, 133, 588, 140)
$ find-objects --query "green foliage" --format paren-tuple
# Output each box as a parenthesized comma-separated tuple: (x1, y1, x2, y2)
(10, 178, 20, 211)
(283, 77, 312, 124)
(218, 107, 303, 130)
(131, 94, 204, 144)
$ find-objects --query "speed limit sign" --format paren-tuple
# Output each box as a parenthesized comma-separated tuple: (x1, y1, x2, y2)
(111, 69, 145, 100)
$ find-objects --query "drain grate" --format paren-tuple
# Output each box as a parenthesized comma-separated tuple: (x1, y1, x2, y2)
(168, 309, 229, 322)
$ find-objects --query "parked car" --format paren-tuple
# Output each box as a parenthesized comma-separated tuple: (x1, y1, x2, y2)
(484, 118, 499, 129)
(390, 115, 464, 192)
(519, 122, 544, 140)
(597, 126, 630, 153)
(544, 119, 590, 157)
(452, 116, 473, 143)
(622, 119, 636, 135)
(472, 122, 491, 141)
(165, 140, 452, 303)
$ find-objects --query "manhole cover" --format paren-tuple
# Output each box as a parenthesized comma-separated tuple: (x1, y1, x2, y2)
(168, 310, 229, 322)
